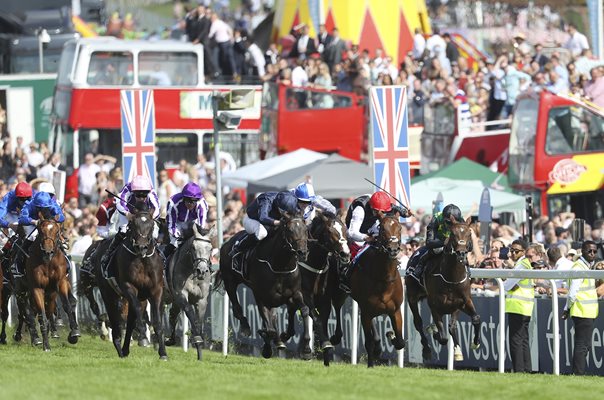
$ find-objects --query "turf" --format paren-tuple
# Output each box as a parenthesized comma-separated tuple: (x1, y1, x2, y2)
(0, 330, 599, 400)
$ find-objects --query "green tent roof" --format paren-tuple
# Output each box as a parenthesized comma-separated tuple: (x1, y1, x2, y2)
(412, 158, 510, 192)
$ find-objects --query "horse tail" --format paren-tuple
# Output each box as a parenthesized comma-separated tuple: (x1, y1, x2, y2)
(212, 270, 224, 292)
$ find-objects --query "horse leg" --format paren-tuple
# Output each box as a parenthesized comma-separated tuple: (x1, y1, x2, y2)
(329, 291, 347, 346)
(371, 319, 382, 361)
(105, 295, 125, 357)
(0, 291, 8, 344)
(30, 287, 50, 351)
(386, 307, 406, 351)
(122, 283, 148, 348)
(429, 308, 448, 346)
(58, 278, 80, 344)
(224, 280, 251, 337)
(46, 292, 60, 339)
(84, 287, 105, 339)
(165, 304, 179, 346)
(175, 291, 202, 348)
(255, 300, 274, 359)
(317, 300, 335, 366)
(407, 295, 431, 361)
(150, 288, 168, 361)
(449, 310, 463, 361)
(462, 299, 481, 350)
(193, 291, 211, 361)
(294, 291, 312, 360)
(122, 304, 137, 357)
(361, 313, 376, 368)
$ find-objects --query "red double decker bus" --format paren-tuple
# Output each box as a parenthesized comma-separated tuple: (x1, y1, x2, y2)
(50, 38, 262, 198)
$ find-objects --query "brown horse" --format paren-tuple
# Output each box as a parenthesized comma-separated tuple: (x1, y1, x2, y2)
(405, 216, 481, 362)
(26, 217, 80, 351)
(349, 213, 405, 368)
(96, 210, 167, 359)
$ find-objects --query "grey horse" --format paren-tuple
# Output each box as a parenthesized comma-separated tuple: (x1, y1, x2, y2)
(164, 223, 215, 361)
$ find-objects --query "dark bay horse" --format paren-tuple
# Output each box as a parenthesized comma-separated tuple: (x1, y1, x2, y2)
(299, 213, 350, 365)
(405, 216, 480, 361)
(219, 214, 311, 359)
(26, 217, 80, 351)
(349, 213, 405, 368)
(96, 211, 167, 359)
(79, 239, 111, 339)
(164, 224, 214, 361)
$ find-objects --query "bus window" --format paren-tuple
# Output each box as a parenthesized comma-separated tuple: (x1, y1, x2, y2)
(285, 87, 352, 110)
(156, 132, 199, 168)
(87, 51, 133, 86)
(138, 51, 198, 86)
(508, 98, 538, 185)
(546, 106, 604, 155)
(57, 41, 76, 85)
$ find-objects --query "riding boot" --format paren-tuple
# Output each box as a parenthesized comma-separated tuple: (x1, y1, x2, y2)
(163, 243, 176, 260)
(12, 240, 33, 278)
(100, 231, 126, 274)
(338, 263, 352, 293)
(229, 235, 258, 257)
(415, 250, 434, 278)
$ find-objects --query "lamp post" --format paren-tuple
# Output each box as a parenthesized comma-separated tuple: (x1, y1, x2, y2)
(37, 28, 51, 73)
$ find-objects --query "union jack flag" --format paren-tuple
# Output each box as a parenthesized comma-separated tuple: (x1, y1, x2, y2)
(120, 89, 156, 188)
(369, 86, 411, 209)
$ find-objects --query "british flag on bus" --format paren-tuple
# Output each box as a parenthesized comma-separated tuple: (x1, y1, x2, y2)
(369, 86, 411, 209)
(120, 89, 156, 188)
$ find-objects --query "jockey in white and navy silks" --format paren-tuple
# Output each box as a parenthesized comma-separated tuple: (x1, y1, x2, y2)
(291, 182, 336, 224)
(229, 190, 301, 256)
(101, 174, 160, 270)
(164, 182, 208, 259)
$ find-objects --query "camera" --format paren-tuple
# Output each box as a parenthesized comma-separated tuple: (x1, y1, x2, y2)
(499, 247, 510, 260)
(217, 111, 242, 129)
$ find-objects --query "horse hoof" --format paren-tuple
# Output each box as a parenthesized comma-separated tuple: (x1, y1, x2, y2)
(320, 341, 334, 351)
(191, 335, 203, 345)
(13, 333, 22, 342)
(279, 332, 290, 343)
(240, 325, 252, 337)
(454, 354, 464, 361)
(165, 337, 177, 346)
(275, 340, 286, 350)
(323, 348, 332, 367)
(68, 334, 80, 345)
(0, 337, 6, 345)
(32, 338, 43, 347)
(300, 350, 313, 361)
(471, 343, 481, 350)
(50, 330, 60, 339)
(422, 348, 432, 361)
(261, 344, 273, 359)
(99, 313, 109, 322)
(159, 356, 169, 361)
(138, 338, 150, 348)
(44, 348, 51, 352)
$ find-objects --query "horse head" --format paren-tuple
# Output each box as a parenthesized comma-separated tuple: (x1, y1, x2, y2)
(280, 212, 309, 262)
(446, 216, 473, 263)
(376, 213, 402, 260)
(189, 224, 213, 280)
(128, 211, 156, 257)
(37, 214, 62, 262)
(310, 213, 350, 264)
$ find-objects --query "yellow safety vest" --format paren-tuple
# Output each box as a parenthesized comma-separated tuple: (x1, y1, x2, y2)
(568, 258, 599, 319)
(506, 257, 534, 316)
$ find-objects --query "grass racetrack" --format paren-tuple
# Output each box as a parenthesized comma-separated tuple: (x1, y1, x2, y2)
(1, 328, 599, 400)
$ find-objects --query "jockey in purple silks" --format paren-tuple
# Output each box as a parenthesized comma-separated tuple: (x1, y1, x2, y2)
(100, 174, 160, 270)
(164, 182, 209, 259)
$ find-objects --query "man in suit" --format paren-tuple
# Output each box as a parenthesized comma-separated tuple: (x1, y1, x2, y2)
(317, 24, 332, 55)
(324, 28, 346, 69)
(289, 24, 317, 59)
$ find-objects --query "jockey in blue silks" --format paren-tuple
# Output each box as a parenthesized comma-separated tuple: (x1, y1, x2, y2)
(101, 174, 160, 270)
(14, 191, 66, 276)
(228, 190, 301, 257)
(291, 182, 336, 224)
(0, 182, 33, 278)
(164, 182, 209, 259)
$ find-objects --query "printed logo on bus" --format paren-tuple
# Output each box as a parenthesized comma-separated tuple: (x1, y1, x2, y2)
(548, 158, 587, 185)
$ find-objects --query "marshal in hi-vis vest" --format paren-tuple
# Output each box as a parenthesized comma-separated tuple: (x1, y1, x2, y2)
(568, 258, 599, 319)
(506, 257, 534, 316)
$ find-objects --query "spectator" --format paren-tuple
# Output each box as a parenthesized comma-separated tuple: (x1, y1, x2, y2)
(323, 28, 346, 70)
(547, 246, 573, 295)
(584, 66, 604, 108)
(26, 143, 44, 170)
(77, 153, 100, 208)
(289, 24, 317, 59)
(316, 24, 332, 55)
(564, 23, 590, 58)
(37, 152, 63, 182)
(443, 33, 460, 65)
(412, 27, 426, 60)
(425, 27, 446, 59)
(209, 11, 237, 77)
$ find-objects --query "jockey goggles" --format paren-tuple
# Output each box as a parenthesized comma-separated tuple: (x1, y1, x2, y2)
(133, 191, 148, 198)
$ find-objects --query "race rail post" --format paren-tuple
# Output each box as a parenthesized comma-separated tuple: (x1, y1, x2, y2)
(351, 300, 358, 365)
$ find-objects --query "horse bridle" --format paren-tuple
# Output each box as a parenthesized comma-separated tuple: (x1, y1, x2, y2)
(280, 218, 308, 260)
(375, 222, 401, 259)
(40, 223, 60, 258)
(124, 227, 156, 258)
(187, 237, 212, 279)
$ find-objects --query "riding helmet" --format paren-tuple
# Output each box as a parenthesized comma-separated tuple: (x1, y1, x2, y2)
(442, 204, 463, 222)
(32, 192, 53, 208)
(182, 182, 202, 200)
(369, 191, 392, 212)
(39, 182, 56, 195)
(131, 174, 152, 191)
(294, 183, 315, 202)
(15, 182, 33, 198)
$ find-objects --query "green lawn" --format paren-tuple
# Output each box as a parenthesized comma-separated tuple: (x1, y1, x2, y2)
(0, 330, 599, 400)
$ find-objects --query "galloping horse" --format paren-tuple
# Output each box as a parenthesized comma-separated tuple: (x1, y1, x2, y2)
(405, 216, 480, 361)
(96, 211, 167, 359)
(299, 213, 350, 365)
(219, 213, 311, 359)
(26, 217, 80, 351)
(164, 223, 214, 361)
(349, 213, 405, 367)
(79, 239, 111, 338)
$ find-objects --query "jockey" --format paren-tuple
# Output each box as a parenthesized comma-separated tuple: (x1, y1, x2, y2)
(291, 182, 336, 224)
(0, 182, 33, 275)
(228, 190, 301, 256)
(406, 203, 464, 278)
(345, 191, 411, 258)
(14, 191, 66, 276)
(38, 182, 60, 204)
(164, 182, 208, 259)
(96, 196, 117, 239)
(101, 174, 160, 270)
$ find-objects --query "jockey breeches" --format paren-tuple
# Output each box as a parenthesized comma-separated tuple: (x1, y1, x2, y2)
(109, 211, 159, 239)
(243, 215, 268, 240)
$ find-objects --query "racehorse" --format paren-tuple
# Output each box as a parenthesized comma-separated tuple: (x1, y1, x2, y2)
(299, 213, 350, 365)
(79, 239, 111, 339)
(405, 216, 481, 361)
(349, 213, 405, 367)
(96, 210, 167, 359)
(218, 213, 311, 359)
(26, 216, 80, 351)
(164, 223, 214, 361)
